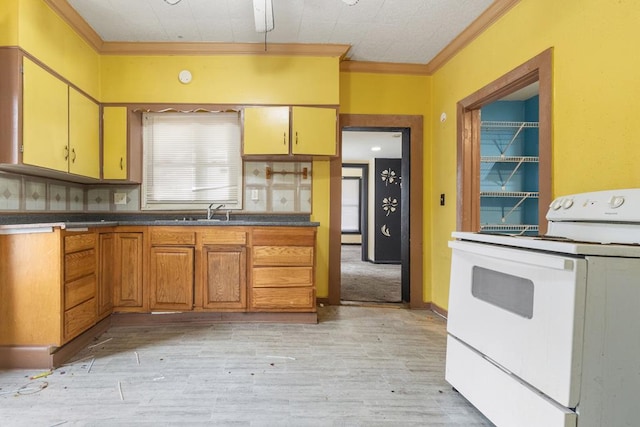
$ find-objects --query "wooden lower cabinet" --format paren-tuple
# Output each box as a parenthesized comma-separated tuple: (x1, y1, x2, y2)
(0, 229, 101, 348)
(202, 245, 246, 310)
(101, 231, 144, 313)
(150, 246, 194, 311)
(250, 227, 316, 312)
(0, 224, 317, 368)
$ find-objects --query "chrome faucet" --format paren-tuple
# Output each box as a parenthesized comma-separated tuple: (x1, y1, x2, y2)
(207, 203, 225, 220)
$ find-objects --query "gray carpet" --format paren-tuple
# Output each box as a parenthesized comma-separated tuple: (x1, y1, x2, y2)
(340, 244, 402, 303)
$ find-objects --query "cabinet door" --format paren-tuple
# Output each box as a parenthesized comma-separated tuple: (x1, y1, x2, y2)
(113, 233, 144, 309)
(291, 106, 337, 156)
(103, 106, 128, 180)
(22, 57, 69, 172)
(97, 233, 115, 319)
(202, 245, 246, 310)
(68, 88, 100, 178)
(150, 246, 194, 310)
(243, 106, 289, 155)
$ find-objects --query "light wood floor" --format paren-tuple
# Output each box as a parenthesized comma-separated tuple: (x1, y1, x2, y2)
(0, 305, 493, 426)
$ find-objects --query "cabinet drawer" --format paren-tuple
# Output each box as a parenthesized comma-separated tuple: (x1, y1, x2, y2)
(252, 228, 315, 246)
(64, 298, 95, 341)
(151, 230, 195, 245)
(253, 246, 314, 266)
(251, 287, 314, 310)
(65, 233, 96, 253)
(65, 274, 96, 310)
(200, 230, 246, 245)
(65, 249, 96, 282)
(253, 267, 313, 287)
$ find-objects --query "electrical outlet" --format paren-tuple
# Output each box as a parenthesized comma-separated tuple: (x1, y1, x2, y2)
(114, 192, 127, 205)
(251, 189, 259, 201)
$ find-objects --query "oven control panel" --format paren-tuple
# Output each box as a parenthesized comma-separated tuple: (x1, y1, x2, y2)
(547, 188, 640, 222)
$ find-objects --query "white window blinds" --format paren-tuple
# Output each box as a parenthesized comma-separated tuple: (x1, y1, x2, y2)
(142, 112, 242, 210)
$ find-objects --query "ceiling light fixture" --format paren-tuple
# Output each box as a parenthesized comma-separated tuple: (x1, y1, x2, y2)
(253, 0, 274, 33)
(342, 0, 360, 5)
(163, 0, 182, 5)
(371, 147, 382, 152)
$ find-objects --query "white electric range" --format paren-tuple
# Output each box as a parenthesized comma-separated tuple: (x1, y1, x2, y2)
(446, 188, 640, 427)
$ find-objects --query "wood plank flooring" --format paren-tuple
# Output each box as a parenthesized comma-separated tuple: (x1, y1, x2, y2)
(0, 305, 493, 426)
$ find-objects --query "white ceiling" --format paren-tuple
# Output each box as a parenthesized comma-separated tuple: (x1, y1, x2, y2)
(66, 0, 495, 65)
(342, 130, 402, 162)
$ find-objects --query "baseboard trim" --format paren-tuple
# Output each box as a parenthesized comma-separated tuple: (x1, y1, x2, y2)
(0, 345, 55, 370)
(0, 317, 111, 369)
(431, 303, 448, 319)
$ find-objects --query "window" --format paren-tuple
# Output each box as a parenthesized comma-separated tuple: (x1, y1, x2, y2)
(341, 177, 361, 233)
(142, 112, 242, 210)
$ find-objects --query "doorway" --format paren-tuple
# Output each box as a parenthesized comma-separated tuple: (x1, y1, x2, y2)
(328, 114, 425, 309)
(457, 49, 552, 233)
(340, 130, 406, 303)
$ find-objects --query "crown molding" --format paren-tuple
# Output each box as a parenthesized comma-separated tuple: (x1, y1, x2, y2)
(340, 61, 429, 76)
(44, 0, 104, 51)
(425, 0, 521, 74)
(99, 41, 351, 57)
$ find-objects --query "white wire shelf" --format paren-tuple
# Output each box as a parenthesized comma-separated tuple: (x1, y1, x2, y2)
(481, 156, 539, 162)
(481, 121, 539, 128)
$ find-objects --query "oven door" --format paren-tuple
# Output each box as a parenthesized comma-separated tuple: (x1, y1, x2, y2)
(447, 239, 587, 408)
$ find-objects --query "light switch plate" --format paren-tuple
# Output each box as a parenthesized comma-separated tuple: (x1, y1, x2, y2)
(251, 189, 259, 201)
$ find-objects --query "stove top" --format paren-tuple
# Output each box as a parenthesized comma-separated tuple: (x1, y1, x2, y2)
(454, 189, 640, 257)
(483, 232, 640, 246)
(452, 231, 640, 257)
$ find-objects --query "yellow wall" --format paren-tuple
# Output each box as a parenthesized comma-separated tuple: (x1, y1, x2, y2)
(0, 0, 19, 46)
(16, 0, 100, 99)
(340, 71, 430, 115)
(100, 55, 339, 105)
(339, 71, 432, 302)
(431, 0, 640, 310)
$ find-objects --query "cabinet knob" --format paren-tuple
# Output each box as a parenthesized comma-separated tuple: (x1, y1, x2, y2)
(283, 132, 286, 145)
(295, 132, 298, 145)
(120, 157, 124, 170)
(64, 146, 69, 161)
(71, 148, 76, 163)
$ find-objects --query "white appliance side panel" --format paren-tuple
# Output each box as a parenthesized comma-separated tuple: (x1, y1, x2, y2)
(445, 335, 577, 427)
(447, 240, 587, 407)
(577, 256, 640, 427)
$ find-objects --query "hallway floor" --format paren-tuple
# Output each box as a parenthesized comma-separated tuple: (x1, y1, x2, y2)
(341, 245, 402, 303)
(0, 306, 492, 426)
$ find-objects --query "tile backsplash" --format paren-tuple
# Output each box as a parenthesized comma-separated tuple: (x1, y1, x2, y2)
(243, 161, 311, 213)
(0, 161, 312, 214)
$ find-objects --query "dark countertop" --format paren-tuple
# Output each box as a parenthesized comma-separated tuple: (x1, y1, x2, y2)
(0, 214, 318, 233)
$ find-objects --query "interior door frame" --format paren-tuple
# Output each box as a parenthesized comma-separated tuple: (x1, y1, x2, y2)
(329, 114, 425, 308)
(457, 48, 553, 233)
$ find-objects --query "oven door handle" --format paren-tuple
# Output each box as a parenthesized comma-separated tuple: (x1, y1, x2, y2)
(449, 240, 576, 271)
